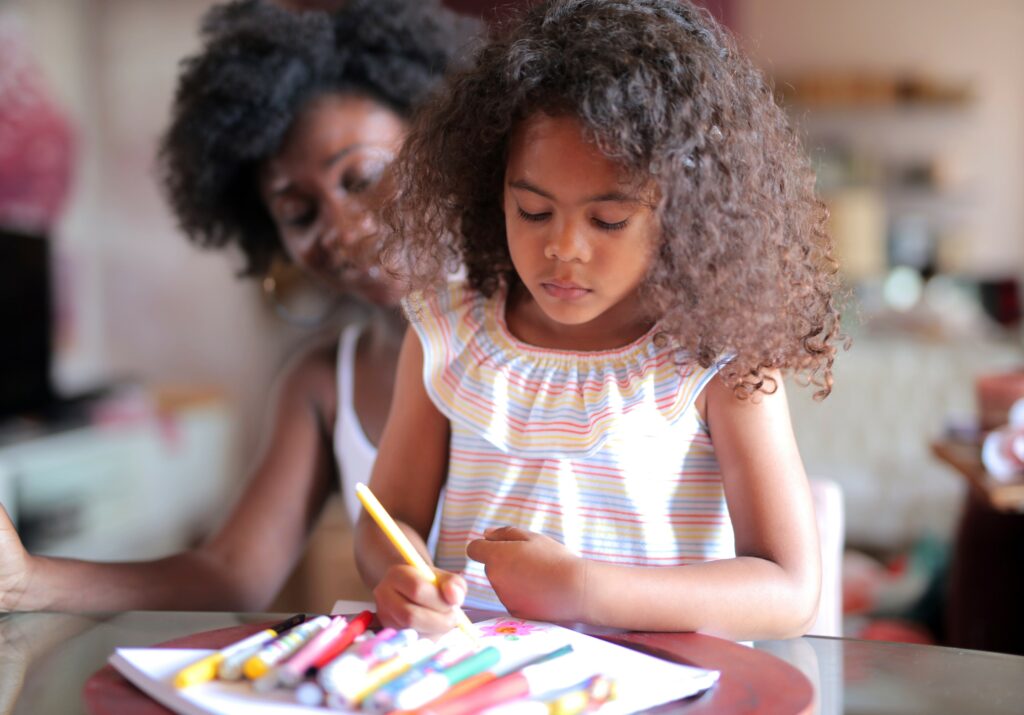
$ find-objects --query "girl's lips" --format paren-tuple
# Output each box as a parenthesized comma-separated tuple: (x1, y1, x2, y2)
(541, 280, 591, 301)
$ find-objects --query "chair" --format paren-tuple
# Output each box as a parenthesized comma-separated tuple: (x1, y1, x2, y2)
(807, 478, 845, 637)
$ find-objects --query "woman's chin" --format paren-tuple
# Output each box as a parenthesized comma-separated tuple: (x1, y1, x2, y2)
(346, 278, 404, 309)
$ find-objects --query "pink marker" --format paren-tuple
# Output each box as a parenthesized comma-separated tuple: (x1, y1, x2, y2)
(277, 615, 348, 687)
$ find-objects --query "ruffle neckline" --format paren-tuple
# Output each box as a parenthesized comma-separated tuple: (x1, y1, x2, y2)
(406, 282, 719, 460)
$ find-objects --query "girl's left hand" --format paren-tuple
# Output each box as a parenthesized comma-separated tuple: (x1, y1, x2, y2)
(466, 526, 586, 623)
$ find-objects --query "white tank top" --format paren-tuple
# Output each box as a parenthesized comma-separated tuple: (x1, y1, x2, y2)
(333, 323, 377, 527)
(332, 323, 442, 553)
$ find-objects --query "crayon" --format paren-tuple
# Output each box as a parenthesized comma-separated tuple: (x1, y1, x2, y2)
(417, 645, 575, 715)
(367, 646, 471, 714)
(318, 627, 415, 693)
(276, 615, 348, 687)
(309, 610, 374, 671)
(338, 637, 440, 706)
(542, 674, 616, 715)
(295, 681, 326, 707)
(391, 646, 501, 711)
(173, 613, 305, 688)
(417, 672, 498, 709)
(242, 615, 331, 680)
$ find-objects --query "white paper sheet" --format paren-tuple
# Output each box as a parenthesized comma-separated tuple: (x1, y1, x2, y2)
(109, 618, 719, 714)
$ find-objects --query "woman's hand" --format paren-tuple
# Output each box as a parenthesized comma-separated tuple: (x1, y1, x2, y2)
(467, 526, 587, 623)
(0, 506, 31, 612)
(373, 564, 467, 636)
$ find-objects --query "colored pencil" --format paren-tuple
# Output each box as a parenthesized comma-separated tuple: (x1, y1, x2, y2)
(355, 483, 477, 643)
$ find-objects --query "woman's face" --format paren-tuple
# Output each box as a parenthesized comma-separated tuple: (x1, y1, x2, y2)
(259, 93, 406, 306)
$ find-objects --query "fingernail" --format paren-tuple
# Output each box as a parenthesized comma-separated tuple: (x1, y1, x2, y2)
(451, 583, 466, 605)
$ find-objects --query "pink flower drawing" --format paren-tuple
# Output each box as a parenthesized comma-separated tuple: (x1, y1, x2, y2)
(478, 619, 545, 641)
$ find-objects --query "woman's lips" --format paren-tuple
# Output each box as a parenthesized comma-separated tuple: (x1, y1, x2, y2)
(541, 280, 591, 301)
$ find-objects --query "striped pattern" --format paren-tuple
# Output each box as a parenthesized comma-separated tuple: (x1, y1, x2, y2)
(405, 282, 735, 610)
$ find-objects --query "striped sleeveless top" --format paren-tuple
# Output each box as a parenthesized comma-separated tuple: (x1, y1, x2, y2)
(404, 281, 735, 611)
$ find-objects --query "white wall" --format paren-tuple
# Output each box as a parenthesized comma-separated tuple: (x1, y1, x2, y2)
(7, 0, 314, 469)
(738, 0, 1024, 549)
(737, 0, 1024, 275)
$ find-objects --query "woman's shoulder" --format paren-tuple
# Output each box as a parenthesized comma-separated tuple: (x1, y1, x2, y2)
(277, 336, 341, 419)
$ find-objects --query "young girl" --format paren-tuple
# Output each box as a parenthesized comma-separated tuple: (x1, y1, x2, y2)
(355, 0, 842, 640)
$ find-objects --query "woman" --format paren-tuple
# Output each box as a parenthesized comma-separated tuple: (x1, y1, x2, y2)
(0, 0, 476, 612)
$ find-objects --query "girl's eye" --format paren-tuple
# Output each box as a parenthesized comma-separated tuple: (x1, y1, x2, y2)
(517, 206, 550, 222)
(593, 217, 629, 231)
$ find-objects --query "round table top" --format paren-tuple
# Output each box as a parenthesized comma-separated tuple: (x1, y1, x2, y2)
(3, 610, 1023, 714)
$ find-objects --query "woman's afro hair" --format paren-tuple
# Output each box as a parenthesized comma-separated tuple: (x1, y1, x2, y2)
(159, 0, 478, 276)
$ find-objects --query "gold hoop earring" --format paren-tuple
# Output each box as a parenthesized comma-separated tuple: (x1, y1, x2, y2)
(261, 260, 339, 328)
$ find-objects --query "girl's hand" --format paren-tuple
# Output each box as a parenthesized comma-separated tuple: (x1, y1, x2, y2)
(372, 563, 468, 636)
(0, 506, 30, 612)
(466, 526, 586, 623)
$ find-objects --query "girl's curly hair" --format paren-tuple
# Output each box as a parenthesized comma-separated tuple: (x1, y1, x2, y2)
(385, 0, 843, 399)
(159, 0, 478, 277)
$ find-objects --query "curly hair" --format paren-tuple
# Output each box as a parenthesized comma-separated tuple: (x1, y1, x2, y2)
(159, 0, 478, 276)
(385, 0, 843, 399)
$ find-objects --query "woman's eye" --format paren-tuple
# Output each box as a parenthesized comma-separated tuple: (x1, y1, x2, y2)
(341, 171, 373, 194)
(341, 162, 387, 194)
(593, 217, 629, 231)
(517, 206, 550, 222)
(277, 200, 315, 227)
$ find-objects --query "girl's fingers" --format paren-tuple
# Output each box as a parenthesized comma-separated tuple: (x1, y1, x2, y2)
(387, 565, 448, 609)
(437, 571, 467, 606)
(482, 525, 531, 541)
(374, 565, 467, 634)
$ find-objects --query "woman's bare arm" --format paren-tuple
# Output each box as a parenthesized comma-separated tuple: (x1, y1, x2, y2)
(1, 344, 340, 613)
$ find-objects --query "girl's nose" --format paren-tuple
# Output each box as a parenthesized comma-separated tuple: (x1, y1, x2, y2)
(544, 221, 590, 263)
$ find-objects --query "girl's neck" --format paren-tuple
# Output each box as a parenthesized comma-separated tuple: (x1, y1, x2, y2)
(504, 281, 656, 353)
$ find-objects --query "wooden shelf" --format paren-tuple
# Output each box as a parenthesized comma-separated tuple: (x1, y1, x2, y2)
(932, 439, 1024, 512)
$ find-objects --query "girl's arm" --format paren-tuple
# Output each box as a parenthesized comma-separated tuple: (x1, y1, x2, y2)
(469, 373, 821, 640)
(0, 344, 340, 613)
(354, 328, 460, 634)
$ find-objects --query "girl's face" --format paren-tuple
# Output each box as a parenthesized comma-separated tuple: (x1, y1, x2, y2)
(260, 93, 406, 307)
(503, 113, 658, 347)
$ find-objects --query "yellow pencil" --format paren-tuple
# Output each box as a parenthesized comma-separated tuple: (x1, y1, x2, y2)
(355, 482, 478, 643)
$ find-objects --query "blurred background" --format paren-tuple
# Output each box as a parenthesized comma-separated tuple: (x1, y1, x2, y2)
(1, 0, 1022, 654)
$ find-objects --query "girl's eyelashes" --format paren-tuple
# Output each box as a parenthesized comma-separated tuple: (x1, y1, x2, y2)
(593, 217, 629, 231)
(517, 206, 550, 222)
(516, 205, 630, 230)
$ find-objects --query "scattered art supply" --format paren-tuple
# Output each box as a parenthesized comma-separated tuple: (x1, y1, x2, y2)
(174, 614, 306, 688)
(415, 645, 576, 715)
(310, 610, 374, 671)
(366, 645, 476, 713)
(109, 617, 720, 715)
(388, 645, 502, 711)
(241, 615, 331, 680)
(276, 615, 348, 687)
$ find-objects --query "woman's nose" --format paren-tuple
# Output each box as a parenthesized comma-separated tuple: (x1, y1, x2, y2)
(321, 198, 377, 256)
